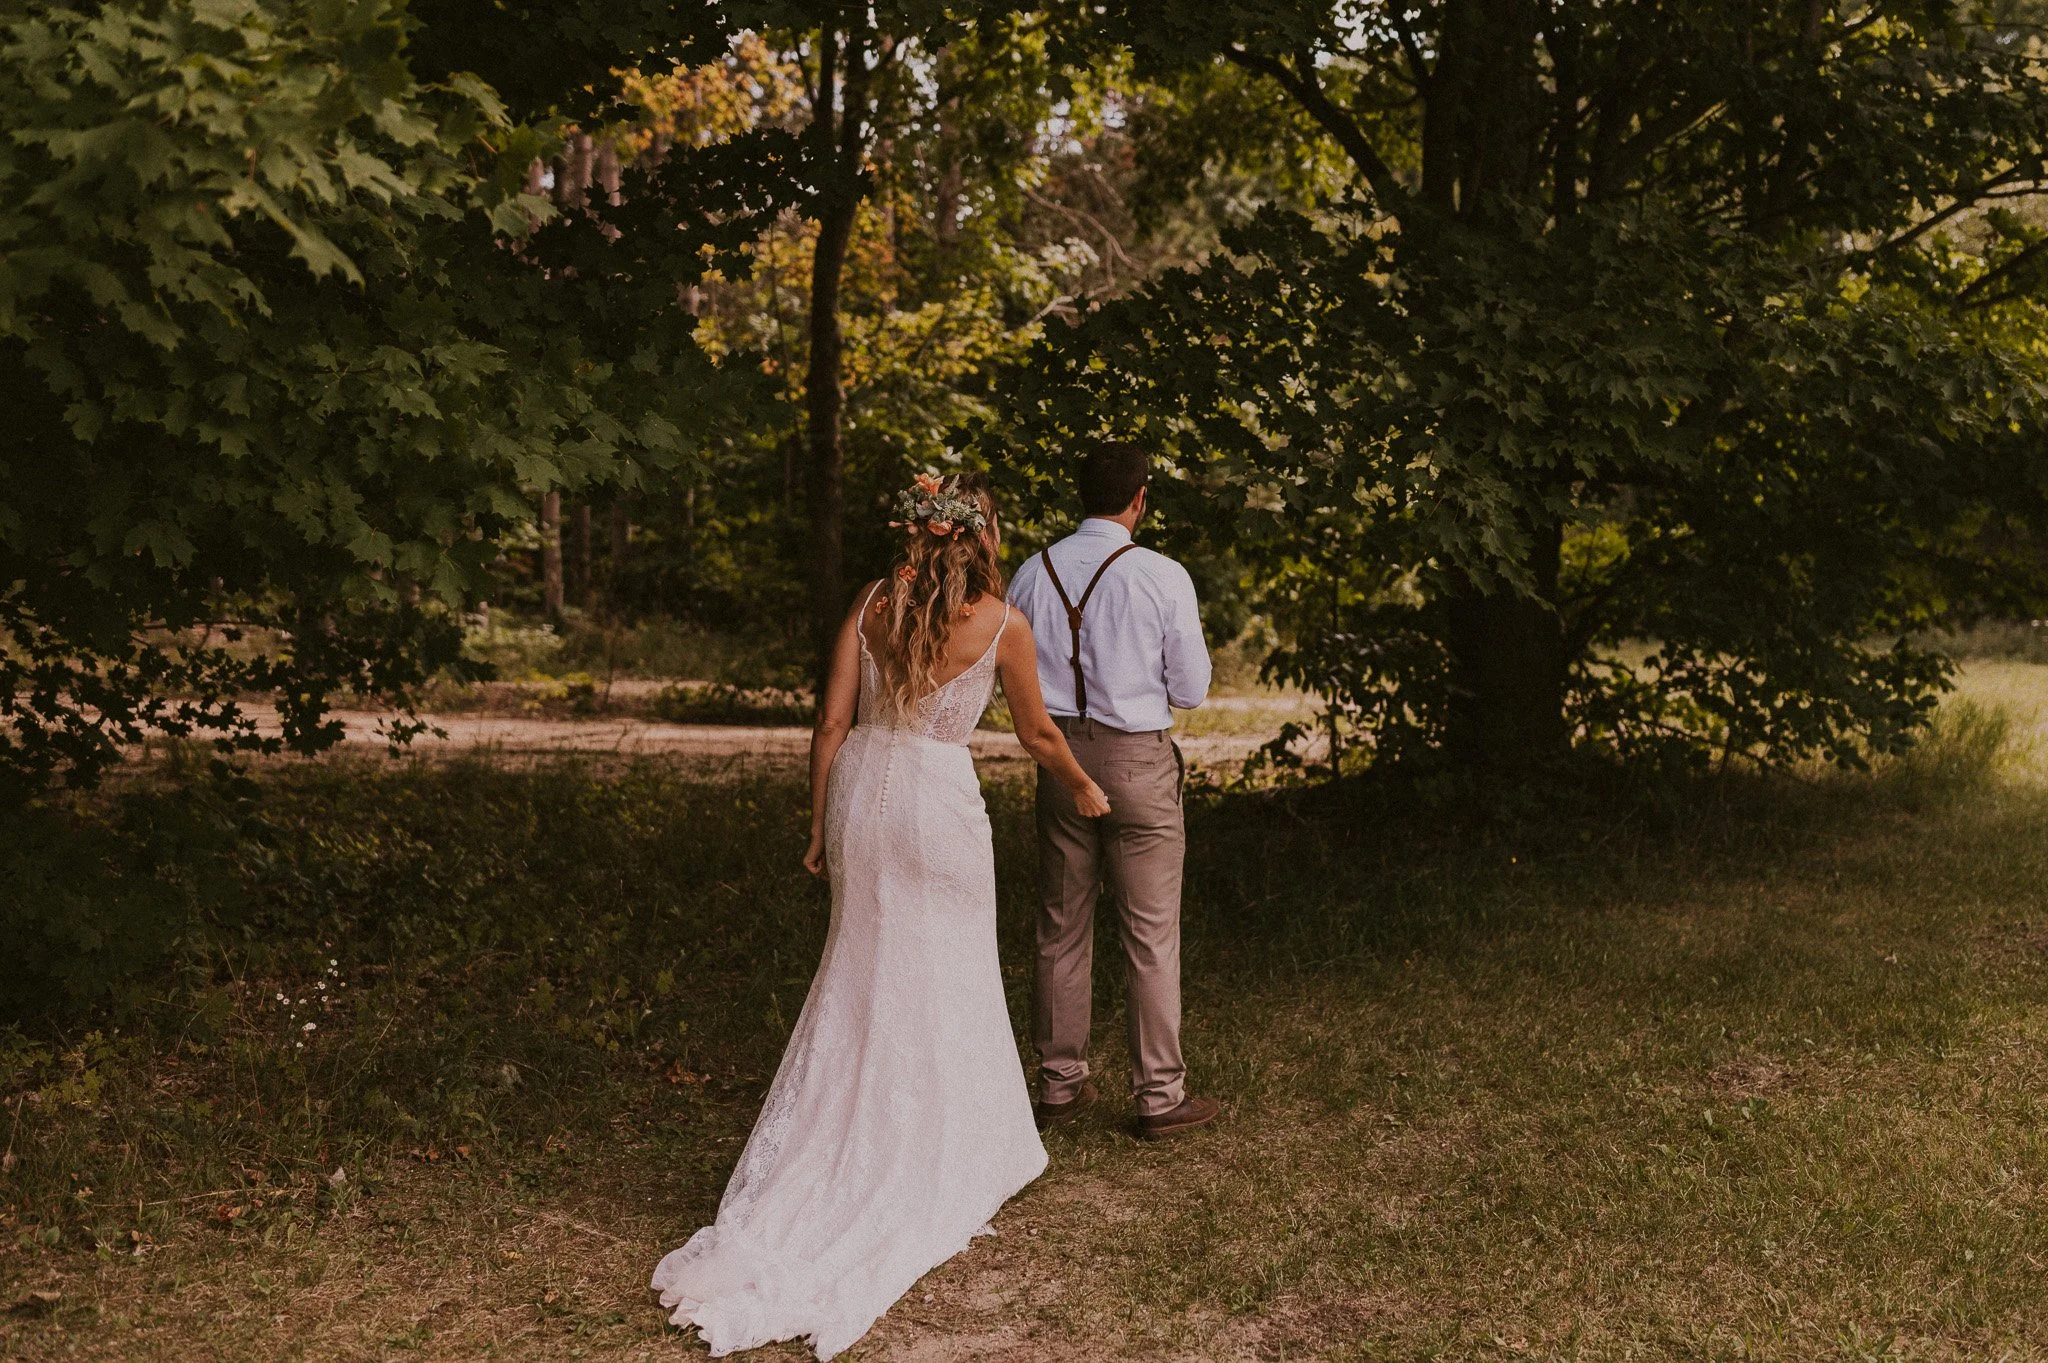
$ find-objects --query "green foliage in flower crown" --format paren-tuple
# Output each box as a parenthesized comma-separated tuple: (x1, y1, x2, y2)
(893, 474, 988, 536)
(0, 0, 774, 800)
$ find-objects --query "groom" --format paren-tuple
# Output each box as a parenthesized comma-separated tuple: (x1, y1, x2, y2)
(1008, 443, 1221, 1140)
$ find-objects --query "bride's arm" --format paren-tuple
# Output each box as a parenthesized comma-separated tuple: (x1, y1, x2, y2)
(804, 586, 872, 876)
(997, 612, 1111, 817)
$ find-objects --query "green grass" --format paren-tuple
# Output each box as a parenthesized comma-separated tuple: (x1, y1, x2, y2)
(4, 693, 2048, 1360)
(1920, 620, 2048, 668)
(457, 613, 803, 687)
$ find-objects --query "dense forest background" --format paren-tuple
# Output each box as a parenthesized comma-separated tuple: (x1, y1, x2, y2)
(12, 0, 2048, 797)
(15, 11, 2048, 1355)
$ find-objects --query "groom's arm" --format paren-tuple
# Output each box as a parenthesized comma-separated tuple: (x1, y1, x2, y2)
(1161, 563, 1212, 711)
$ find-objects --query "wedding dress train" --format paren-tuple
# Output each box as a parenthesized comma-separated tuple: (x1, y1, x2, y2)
(650, 602, 1047, 1359)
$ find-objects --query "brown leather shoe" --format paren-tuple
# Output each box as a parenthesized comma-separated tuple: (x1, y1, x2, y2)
(1034, 1080, 1098, 1128)
(1135, 1095, 1221, 1140)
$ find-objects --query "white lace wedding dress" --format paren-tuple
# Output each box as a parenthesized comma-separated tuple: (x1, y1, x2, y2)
(650, 599, 1047, 1359)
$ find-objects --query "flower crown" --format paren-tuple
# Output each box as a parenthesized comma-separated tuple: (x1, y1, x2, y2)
(891, 472, 988, 539)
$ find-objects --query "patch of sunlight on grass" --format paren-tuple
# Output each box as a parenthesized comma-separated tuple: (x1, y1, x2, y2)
(1173, 692, 1321, 739)
(1951, 660, 2048, 729)
(1880, 698, 2016, 800)
(1947, 662, 2048, 784)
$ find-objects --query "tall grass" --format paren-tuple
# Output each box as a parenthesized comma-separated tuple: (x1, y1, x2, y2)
(1873, 699, 2017, 802)
(1919, 619, 2048, 666)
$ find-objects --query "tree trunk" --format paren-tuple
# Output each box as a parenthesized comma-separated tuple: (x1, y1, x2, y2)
(558, 133, 593, 210)
(609, 500, 629, 607)
(571, 502, 593, 609)
(1443, 520, 1566, 767)
(934, 157, 963, 244)
(540, 491, 564, 622)
(806, 201, 857, 689)
(1425, 3, 1565, 767)
(804, 26, 873, 693)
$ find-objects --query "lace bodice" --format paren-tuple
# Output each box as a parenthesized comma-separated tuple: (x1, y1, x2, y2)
(855, 591, 1008, 746)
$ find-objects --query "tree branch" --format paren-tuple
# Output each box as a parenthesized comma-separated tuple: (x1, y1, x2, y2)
(800, 32, 823, 130)
(1591, 92, 1723, 203)
(836, 23, 872, 184)
(1871, 167, 2037, 255)
(1548, 16, 1581, 221)
(1224, 44, 1410, 210)
(1388, 6, 1433, 92)
(1957, 234, 2048, 309)
(1024, 184, 1137, 291)
(811, 27, 838, 174)
(1584, 25, 1656, 203)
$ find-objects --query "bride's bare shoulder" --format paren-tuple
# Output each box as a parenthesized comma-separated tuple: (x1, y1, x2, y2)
(992, 599, 1034, 645)
(972, 593, 1025, 624)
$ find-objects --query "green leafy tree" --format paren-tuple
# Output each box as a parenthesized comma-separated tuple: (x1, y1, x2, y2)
(607, 7, 1098, 678)
(688, 2, 1125, 684)
(1001, 0, 2048, 770)
(0, 0, 778, 799)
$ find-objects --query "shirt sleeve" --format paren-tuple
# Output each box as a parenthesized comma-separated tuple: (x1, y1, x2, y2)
(1161, 561, 1212, 711)
(1007, 555, 1041, 613)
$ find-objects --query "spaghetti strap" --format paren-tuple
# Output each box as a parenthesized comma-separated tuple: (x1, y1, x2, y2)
(856, 581, 883, 657)
(963, 601, 1007, 670)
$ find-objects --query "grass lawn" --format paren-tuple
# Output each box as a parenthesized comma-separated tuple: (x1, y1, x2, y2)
(5, 670, 2048, 1361)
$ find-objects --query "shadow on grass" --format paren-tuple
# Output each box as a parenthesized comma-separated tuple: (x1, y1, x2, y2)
(3, 699, 2045, 1358)
(1180, 702, 2012, 973)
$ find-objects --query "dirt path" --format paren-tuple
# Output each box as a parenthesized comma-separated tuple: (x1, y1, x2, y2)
(254, 709, 1279, 769)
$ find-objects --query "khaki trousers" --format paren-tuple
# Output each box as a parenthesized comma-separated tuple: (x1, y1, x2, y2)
(1033, 717, 1187, 1118)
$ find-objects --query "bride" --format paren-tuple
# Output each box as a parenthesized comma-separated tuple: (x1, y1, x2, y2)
(650, 473, 1112, 1359)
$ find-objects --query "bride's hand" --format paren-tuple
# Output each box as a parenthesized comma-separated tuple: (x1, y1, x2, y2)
(1071, 779, 1111, 819)
(803, 829, 827, 877)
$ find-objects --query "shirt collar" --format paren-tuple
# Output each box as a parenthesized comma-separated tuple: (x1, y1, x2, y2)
(1076, 518, 1134, 545)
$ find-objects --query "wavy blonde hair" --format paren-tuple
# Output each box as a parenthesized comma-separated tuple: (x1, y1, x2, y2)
(875, 475, 1003, 711)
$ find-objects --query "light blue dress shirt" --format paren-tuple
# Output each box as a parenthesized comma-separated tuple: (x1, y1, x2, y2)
(1007, 519, 1212, 732)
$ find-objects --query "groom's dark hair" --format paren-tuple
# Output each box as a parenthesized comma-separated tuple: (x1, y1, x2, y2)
(1077, 442, 1151, 516)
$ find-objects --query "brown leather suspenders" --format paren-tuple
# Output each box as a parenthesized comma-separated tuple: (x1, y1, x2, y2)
(1038, 542, 1138, 720)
